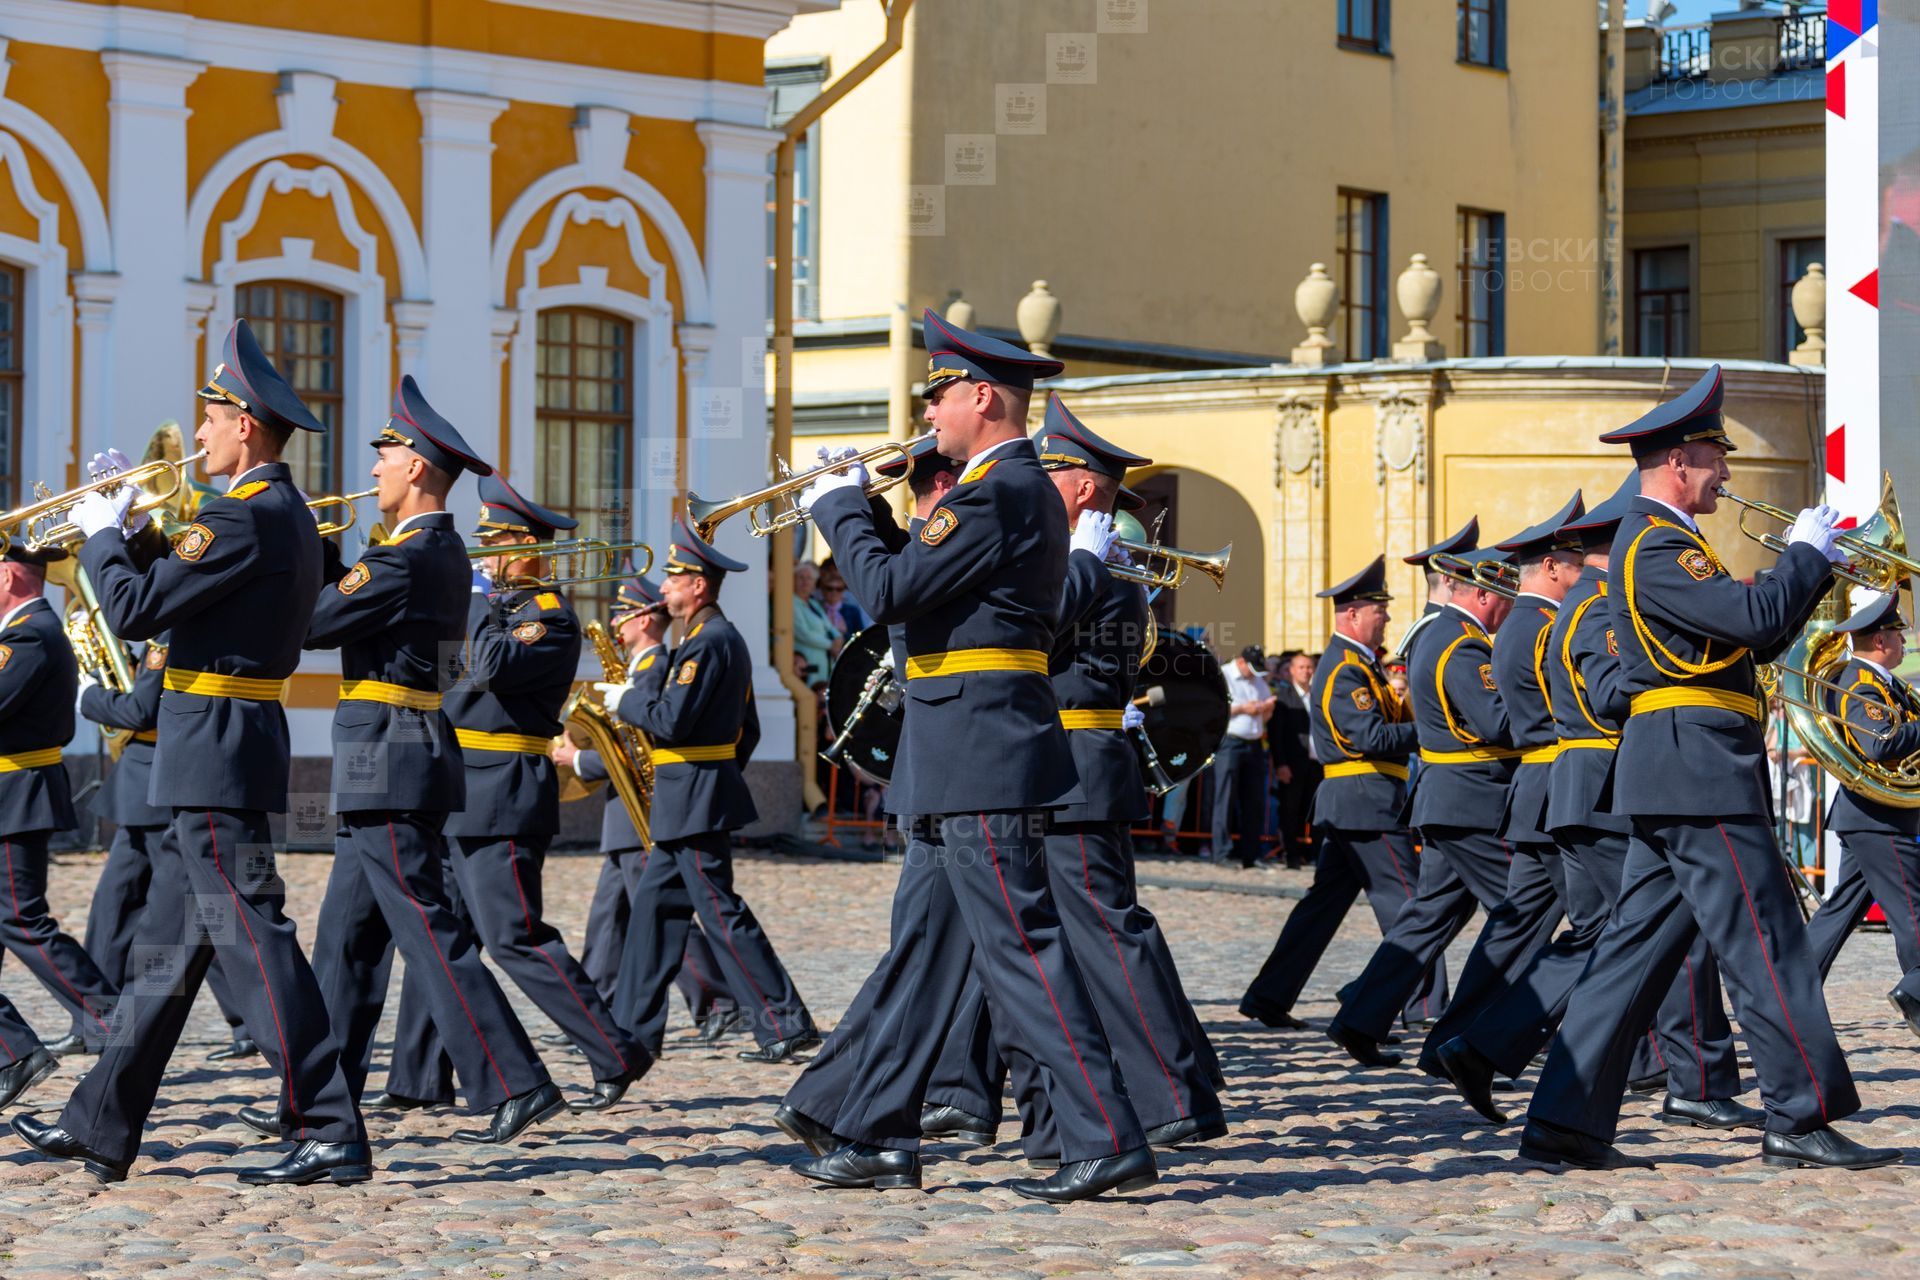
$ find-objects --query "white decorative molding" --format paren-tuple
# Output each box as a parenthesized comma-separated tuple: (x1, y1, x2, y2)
(416, 88, 510, 154)
(0, 128, 74, 493)
(1275, 395, 1322, 488)
(218, 161, 380, 283)
(0, 37, 12, 98)
(1374, 393, 1426, 484)
(521, 192, 670, 308)
(99, 49, 202, 118)
(0, 103, 111, 270)
(490, 0, 835, 40)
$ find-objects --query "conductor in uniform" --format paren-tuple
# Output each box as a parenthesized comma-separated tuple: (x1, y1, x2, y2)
(1519, 364, 1900, 1170)
(15, 319, 367, 1185)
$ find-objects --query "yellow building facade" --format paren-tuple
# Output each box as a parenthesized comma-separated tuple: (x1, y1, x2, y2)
(0, 0, 821, 813)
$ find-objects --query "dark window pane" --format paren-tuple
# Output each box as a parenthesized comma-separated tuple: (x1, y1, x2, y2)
(236, 280, 347, 491)
(534, 307, 637, 618)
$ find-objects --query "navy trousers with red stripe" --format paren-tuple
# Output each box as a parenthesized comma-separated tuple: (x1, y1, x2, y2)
(1807, 830, 1920, 1005)
(0, 988, 37, 1064)
(58, 808, 363, 1165)
(309, 812, 549, 1116)
(1, 830, 121, 1050)
(824, 812, 1146, 1164)
(385, 835, 647, 1099)
(612, 831, 811, 1052)
(1531, 817, 1857, 1140)
(581, 847, 737, 1025)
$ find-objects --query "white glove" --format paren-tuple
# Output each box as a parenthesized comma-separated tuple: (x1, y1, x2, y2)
(1785, 503, 1846, 564)
(1122, 703, 1146, 730)
(87, 448, 133, 481)
(75, 672, 98, 715)
(799, 470, 862, 512)
(1070, 510, 1118, 560)
(70, 490, 129, 540)
(471, 566, 493, 594)
(813, 444, 869, 491)
(593, 682, 634, 718)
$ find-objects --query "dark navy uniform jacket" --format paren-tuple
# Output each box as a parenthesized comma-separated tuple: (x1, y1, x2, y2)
(444, 587, 580, 840)
(614, 606, 760, 843)
(1406, 603, 1514, 831)
(1543, 570, 1630, 835)
(306, 511, 469, 814)
(1395, 601, 1445, 663)
(811, 437, 1080, 818)
(1495, 593, 1561, 844)
(1826, 657, 1920, 837)
(81, 637, 172, 828)
(1308, 631, 1416, 833)
(1051, 549, 1150, 824)
(0, 598, 77, 835)
(80, 461, 321, 812)
(1607, 497, 1829, 819)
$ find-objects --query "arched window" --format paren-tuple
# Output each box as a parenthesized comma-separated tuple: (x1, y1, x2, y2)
(536, 308, 634, 618)
(236, 281, 345, 492)
(0, 262, 23, 506)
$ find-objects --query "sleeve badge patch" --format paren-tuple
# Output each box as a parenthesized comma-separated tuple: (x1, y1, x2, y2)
(175, 523, 215, 562)
(676, 659, 699, 685)
(512, 621, 546, 645)
(1864, 701, 1888, 722)
(1605, 629, 1618, 656)
(0, 645, 10, 671)
(1479, 663, 1497, 691)
(1350, 687, 1375, 711)
(339, 562, 371, 595)
(1677, 548, 1715, 581)
(145, 645, 168, 671)
(920, 507, 960, 546)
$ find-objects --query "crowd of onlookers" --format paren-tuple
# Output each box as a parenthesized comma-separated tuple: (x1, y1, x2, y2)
(788, 557, 870, 690)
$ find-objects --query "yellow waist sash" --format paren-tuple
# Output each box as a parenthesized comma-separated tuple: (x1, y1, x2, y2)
(1557, 737, 1618, 751)
(454, 729, 551, 755)
(904, 648, 1049, 679)
(339, 679, 443, 712)
(1322, 759, 1409, 782)
(652, 743, 736, 765)
(1520, 743, 1562, 765)
(1628, 688, 1764, 723)
(1059, 709, 1125, 730)
(164, 667, 288, 701)
(1419, 745, 1523, 765)
(128, 730, 158, 745)
(0, 747, 62, 772)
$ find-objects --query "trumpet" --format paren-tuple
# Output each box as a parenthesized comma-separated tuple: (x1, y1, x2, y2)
(686, 432, 934, 541)
(307, 487, 378, 538)
(0, 450, 209, 553)
(1430, 551, 1518, 600)
(468, 537, 654, 589)
(1109, 538, 1232, 591)
(1718, 485, 1920, 593)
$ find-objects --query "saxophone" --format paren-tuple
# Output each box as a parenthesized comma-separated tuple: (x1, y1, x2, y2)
(560, 620, 654, 847)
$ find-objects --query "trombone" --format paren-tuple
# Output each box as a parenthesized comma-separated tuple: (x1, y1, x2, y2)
(1718, 485, 1920, 593)
(1109, 538, 1232, 591)
(468, 537, 654, 589)
(686, 432, 934, 541)
(307, 487, 378, 538)
(1430, 551, 1518, 600)
(0, 450, 209, 554)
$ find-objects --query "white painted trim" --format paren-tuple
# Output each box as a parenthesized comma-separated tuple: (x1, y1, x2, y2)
(0, 98, 112, 270)
(521, 192, 669, 306)
(219, 161, 381, 284)
(0, 130, 75, 496)
(0, 0, 768, 127)
(494, 0, 836, 40)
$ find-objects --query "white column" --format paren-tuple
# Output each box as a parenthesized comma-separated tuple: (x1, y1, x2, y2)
(72, 273, 120, 476)
(692, 120, 788, 756)
(416, 89, 508, 522)
(101, 51, 204, 457)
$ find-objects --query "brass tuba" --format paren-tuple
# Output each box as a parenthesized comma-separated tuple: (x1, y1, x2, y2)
(559, 620, 655, 845)
(47, 556, 139, 759)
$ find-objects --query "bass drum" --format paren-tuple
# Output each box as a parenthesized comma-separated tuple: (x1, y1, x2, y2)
(824, 625, 904, 786)
(1135, 627, 1231, 795)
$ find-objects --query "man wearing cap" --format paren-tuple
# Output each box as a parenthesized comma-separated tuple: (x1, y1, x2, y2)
(557, 574, 740, 1047)
(1328, 546, 1518, 1068)
(787, 310, 1152, 1202)
(596, 516, 817, 1065)
(1432, 473, 1747, 1129)
(1802, 590, 1920, 1039)
(1408, 495, 1587, 1078)
(15, 319, 368, 1185)
(1397, 517, 1480, 666)
(1240, 555, 1437, 1031)
(292, 376, 564, 1151)
(378, 474, 648, 1114)
(1521, 364, 1898, 1170)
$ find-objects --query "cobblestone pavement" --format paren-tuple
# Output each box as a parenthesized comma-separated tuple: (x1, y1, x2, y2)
(0, 848, 1916, 1278)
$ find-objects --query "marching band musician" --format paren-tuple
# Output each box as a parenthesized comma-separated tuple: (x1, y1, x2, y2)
(1396, 517, 1480, 672)
(1326, 545, 1517, 1068)
(1803, 589, 1920, 1038)
(556, 575, 741, 1048)
(785, 310, 1152, 1202)
(289, 377, 564, 1154)
(594, 516, 818, 1065)
(1519, 364, 1899, 1170)
(378, 474, 648, 1114)
(1238, 558, 1440, 1031)
(15, 319, 368, 1185)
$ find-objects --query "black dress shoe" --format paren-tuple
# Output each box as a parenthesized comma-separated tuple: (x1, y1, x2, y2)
(1761, 1126, 1902, 1169)
(451, 1081, 565, 1144)
(238, 1105, 280, 1138)
(207, 1036, 260, 1062)
(1026, 1154, 1060, 1170)
(538, 1031, 571, 1046)
(1009, 1145, 1157, 1202)
(1143, 1113, 1229, 1149)
(364, 1090, 446, 1112)
(1238, 1000, 1306, 1030)
(700, 1007, 747, 1044)
(0, 1049, 58, 1110)
(569, 1059, 652, 1113)
(738, 1031, 821, 1064)
(1327, 1021, 1401, 1068)
(1517, 1117, 1653, 1170)
(794, 1142, 921, 1190)
(1889, 988, 1920, 1041)
(232, 1138, 373, 1186)
(1660, 1095, 1764, 1130)
(772, 1104, 841, 1157)
(1436, 1037, 1508, 1125)
(10, 1114, 130, 1183)
(919, 1103, 995, 1148)
(43, 1032, 85, 1058)
(1626, 1072, 1666, 1094)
